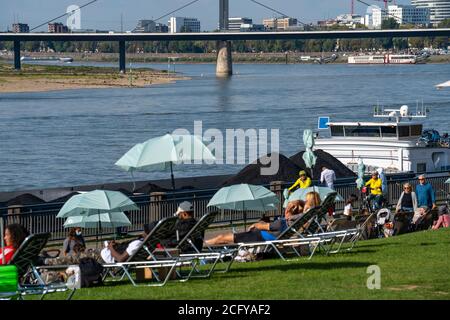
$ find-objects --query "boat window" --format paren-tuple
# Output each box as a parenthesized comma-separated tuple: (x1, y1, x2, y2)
(410, 125, 422, 136)
(381, 126, 397, 137)
(330, 125, 344, 137)
(344, 126, 380, 137)
(398, 126, 410, 137)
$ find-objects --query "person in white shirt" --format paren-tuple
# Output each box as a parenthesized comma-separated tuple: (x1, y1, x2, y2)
(320, 166, 336, 190)
(100, 224, 151, 263)
(343, 194, 358, 220)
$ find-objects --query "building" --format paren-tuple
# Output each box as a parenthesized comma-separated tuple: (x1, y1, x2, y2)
(12, 23, 29, 33)
(155, 23, 168, 33)
(336, 14, 364, 27)
(228, 17, 253, 31)
(365, 5, 385, 29)
(48, 23, 69, 33)
(133, 20, 156, 32)
(263, 17, 297, 30)
(168, 17, 201, 33)
(411, 0, 450, 25)
(388, 4, 430, 25)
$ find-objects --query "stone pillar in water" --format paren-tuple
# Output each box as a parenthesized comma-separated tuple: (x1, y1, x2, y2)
(216, 40, 233, 77)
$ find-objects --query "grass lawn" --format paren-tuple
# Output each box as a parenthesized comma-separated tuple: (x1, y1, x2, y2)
(45, 228, 450, 300)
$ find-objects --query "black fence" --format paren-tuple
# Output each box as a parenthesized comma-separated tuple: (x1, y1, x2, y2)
(1, 174, 449, 241)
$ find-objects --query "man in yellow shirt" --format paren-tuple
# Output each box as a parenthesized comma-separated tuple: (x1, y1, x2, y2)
(365, 171, 384, 210)
(288, 170, 312, 193)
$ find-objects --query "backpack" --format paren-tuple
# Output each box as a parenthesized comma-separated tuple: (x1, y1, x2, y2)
(78, 257, 104, 288)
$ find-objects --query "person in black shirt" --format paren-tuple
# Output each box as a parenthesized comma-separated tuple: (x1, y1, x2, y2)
(395, 183, 418, 213)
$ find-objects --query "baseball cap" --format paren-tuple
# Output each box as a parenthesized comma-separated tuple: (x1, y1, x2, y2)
(175, 201, 194, 216)
(299, 170, 306, 176)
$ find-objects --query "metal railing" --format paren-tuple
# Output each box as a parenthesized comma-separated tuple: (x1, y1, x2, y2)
(1, 173, 448, 241)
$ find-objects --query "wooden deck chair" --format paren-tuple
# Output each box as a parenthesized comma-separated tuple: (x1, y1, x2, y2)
(9, 233, 75, 300)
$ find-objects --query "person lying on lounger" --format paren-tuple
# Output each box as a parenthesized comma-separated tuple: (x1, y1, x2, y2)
(204, 200, 304, 246)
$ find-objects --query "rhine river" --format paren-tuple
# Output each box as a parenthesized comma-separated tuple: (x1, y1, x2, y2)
(1, 62, 449, 192)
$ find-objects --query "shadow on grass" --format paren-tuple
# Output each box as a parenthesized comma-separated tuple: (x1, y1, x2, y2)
(229, 260, 375, 273)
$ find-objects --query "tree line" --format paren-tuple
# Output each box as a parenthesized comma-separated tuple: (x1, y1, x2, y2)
(1, 19, 449, 54)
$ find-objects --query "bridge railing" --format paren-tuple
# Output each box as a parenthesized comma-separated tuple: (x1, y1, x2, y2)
(1, 174, 448, 242)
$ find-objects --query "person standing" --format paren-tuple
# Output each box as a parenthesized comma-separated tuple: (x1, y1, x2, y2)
(415, 174, 436, 210)
(395, 183, 418, 213)
(320, 166, 336, 190)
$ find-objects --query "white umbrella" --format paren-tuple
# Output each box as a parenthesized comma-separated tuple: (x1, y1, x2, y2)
(64, 211, 132, 228)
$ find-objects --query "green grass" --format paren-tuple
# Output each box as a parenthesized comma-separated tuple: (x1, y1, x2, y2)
(44, 228, 450, 300)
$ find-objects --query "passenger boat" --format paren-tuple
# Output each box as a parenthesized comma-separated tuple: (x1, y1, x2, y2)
(348, 54, 417, 64)
(315, 105, 450, 174)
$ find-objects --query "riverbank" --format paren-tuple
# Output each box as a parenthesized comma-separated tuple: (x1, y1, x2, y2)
(2, 51, 450, 64)
(0, 62, 189, 93)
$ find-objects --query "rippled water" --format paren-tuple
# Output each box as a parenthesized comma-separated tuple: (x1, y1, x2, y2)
(1, 62, 449, 192)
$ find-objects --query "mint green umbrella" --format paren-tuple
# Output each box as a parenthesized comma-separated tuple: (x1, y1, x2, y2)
(115, 134, 215, 190)
(356, 159, 366, 190)
(445, 178, 450, 184)
(56, 190, 138, 218)
(64, 212, 131, 228)
(207, 184, 279, 229)
(285, 186, 344, 208)
(302, 129, 317, 170)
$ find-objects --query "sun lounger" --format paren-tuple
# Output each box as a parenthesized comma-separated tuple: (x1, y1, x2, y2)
(9, 232, 75, 300)
(102, 216, 201, 286)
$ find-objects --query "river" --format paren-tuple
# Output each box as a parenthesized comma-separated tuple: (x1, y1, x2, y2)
(1, 62, 449, 192)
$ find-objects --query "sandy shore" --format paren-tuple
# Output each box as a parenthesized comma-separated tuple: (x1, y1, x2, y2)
(0, 63, 189, 93)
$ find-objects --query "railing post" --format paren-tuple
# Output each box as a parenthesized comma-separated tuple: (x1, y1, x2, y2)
(149, 192, 166, 222)
(270, 181, 285, 216)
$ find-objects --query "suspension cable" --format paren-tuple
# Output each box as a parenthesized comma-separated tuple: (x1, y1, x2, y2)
(248, 0, 307, 26)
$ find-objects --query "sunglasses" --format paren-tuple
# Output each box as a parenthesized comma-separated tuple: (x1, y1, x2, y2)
(418, 178, 425, 181)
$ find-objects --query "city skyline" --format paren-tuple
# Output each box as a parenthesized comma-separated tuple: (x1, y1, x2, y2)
(2, 0, 411, 32)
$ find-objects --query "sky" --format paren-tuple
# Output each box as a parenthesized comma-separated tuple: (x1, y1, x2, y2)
(1, 0, 411, 32)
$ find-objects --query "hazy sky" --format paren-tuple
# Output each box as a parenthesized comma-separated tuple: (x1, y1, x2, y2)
(2, 0, 410, 32)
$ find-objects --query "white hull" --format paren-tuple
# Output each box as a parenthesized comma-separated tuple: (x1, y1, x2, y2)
(348, 54, 416, 64)
(315, 138, 450, 173)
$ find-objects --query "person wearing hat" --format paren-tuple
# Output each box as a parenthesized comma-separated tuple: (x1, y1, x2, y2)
(365, 171, 384, 210)
(288, 170, 312, 193)
(160, 201, 202, 252)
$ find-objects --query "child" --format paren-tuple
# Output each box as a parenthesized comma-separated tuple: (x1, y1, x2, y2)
(343, 194, 358, 221)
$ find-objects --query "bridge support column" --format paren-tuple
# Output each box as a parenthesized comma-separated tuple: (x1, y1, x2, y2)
(119, 40, 126, 73)
(216, 40, 232, 77)
(14, 40, 21, 70)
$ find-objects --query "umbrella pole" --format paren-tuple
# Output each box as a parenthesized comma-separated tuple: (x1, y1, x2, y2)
(170, 161, 175, 190)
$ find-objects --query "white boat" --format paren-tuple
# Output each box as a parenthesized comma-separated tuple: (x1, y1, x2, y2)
(315, 105, 450, 174)
(348, 54, 417, 64)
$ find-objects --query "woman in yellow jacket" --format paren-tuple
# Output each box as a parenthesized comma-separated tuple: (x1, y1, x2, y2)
(365, 171, 384, 210)
(288, 170, 312, 193)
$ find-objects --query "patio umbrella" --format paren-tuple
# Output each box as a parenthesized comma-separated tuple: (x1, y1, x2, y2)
(63, 211, 132, 229)
(56, 190, 139, 243)
(285, 186, 344, 207)
(302, 129, 317, 172)
(207, 184, 279, 230)
(445, 178, 450, 184)
(115, 133, 215, 190)
(356, 159, 366, 190)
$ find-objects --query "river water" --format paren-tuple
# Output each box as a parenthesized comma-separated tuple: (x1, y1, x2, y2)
(1, 62, 449, 192)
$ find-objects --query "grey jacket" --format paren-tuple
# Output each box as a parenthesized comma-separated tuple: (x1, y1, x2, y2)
(396, 191, 418, 212)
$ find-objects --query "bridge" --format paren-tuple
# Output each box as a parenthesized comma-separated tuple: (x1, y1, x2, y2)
(2, 28, 450, 74)
(1, 0, 450, 75)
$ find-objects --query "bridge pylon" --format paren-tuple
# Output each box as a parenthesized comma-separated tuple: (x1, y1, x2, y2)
(216, 0, 232, 77)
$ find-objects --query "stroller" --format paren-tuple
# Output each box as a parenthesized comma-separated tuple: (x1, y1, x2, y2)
(375, 208, 394, 238)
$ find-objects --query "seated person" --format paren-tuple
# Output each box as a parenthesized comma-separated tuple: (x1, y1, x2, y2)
(288, 170, 312, 194)
(343, 194, 358, 221)
(432, 205, 450, 230)
(0, 223, 29, 265)
(395, 183, 418, 214)
(159, 201, 203, 252)
(100, 224, 151, 263)
(365, 171, 384, 210)
(204, 200, 303, 246)
(63, 228, 86, 257)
